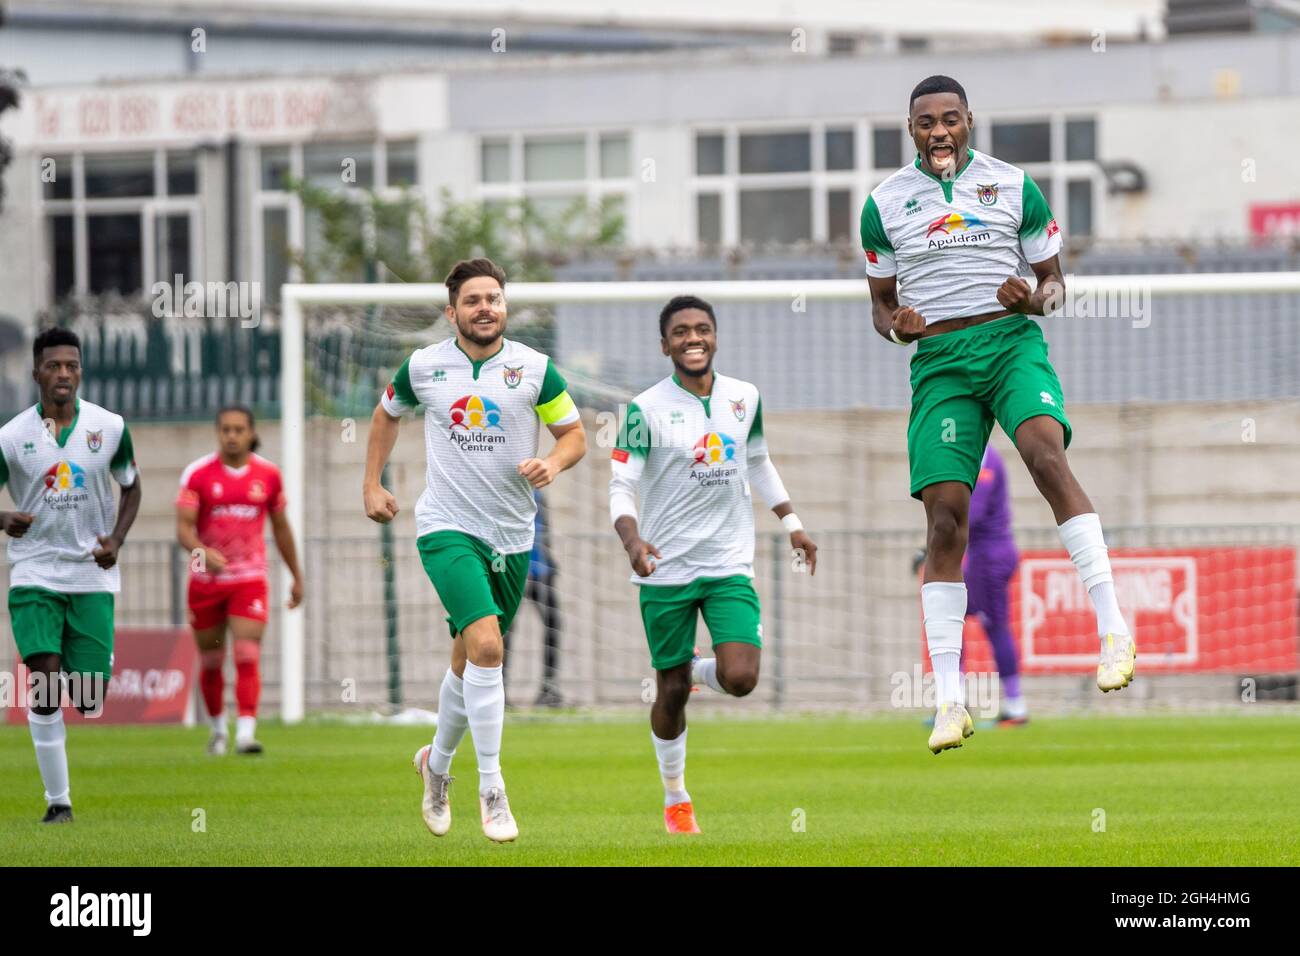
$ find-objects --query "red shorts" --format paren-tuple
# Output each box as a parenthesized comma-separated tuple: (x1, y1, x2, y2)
(188, 577, 270, 631)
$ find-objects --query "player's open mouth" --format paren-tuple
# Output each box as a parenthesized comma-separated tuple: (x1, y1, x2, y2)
(929, 143, 954, 162)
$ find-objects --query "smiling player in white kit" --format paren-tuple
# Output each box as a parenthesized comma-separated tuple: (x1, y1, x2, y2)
(364, 257, 586, 843)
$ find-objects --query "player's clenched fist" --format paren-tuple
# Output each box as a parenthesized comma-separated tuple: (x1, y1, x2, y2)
(996, 275, 1033, 312)
(1, 511, 34, 537)
(625, 537, 661, 577)
(891, 306, 926, 343)
(518, 457, 558, 489)
(363, 484, 399, 523)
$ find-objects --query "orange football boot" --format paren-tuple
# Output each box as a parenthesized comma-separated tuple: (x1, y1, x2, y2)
(664, 801, 702, 834)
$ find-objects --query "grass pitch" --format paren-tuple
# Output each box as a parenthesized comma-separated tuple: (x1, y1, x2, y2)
(3, 713, 1298, 866)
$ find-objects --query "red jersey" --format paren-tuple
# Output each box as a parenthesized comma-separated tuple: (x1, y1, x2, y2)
(176, 453, 286, 584)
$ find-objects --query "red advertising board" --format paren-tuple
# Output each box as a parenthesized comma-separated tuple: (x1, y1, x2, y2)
(924, 548, 1297, 674)
(7, 628, 195, 724)
(1248, 202, 1300, 238)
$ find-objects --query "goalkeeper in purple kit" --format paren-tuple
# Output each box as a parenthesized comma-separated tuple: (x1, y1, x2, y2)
(963, 445, 1027, 724)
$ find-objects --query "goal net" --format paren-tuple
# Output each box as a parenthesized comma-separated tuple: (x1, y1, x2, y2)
(271, 273, 1300, 721)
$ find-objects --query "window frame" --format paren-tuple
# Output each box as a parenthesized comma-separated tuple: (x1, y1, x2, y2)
(35, 145, 206, 306)
(474, 128, 636, 244)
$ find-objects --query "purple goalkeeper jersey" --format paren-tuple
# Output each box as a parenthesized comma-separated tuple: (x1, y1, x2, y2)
(968, 445, 1015, 553)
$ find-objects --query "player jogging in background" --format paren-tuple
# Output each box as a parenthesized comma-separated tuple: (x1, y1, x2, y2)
(0, 327, 141, 823)
(862, 74, 1134, 754)
(610, 295, 818, 835)
(176, 405, 304, 756)
(965, 445, 1027, 724)
(365, 257, 586, 843)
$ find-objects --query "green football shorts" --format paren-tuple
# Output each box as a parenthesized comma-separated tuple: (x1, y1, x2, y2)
(417, 530, 530, 639)
(907, 314, 1072, 499)
(9, 586, 116, 679)
(638, 574, 762, 672)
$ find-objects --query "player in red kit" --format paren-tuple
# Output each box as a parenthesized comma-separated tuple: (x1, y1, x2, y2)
(176, 405, 304, 755)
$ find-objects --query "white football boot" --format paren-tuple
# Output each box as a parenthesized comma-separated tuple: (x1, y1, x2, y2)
(479, 787, 518, 843)
(413, 744, 453, 836)
(928, 702, 975, 754)
(1097, 633, 1137, 692)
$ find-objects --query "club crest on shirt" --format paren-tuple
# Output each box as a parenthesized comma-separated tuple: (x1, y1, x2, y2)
(248, 479, 267, 503)
(977, 184, 998, 206)
(730, 398, 746, 421)
(503, 365, 524, 389)
(211, 482, 224, 499)
(86, 429, 103, 452)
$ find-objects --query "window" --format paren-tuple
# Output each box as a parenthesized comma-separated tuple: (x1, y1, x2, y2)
(262, 208, 289, 306)
(697, 193, 722, 245)
(305, 141, 373, 189)
(1066, 119, 1097, 161)
(697, 124, 859, 247)
(154, 212, 191, 283)
(524, 137, 585, 181)
(48, 214, 75, 299)
(991, 121, 1051, 164)
(740, 188, 812, 244)
(523, 194, 585, 245)
(167, 152, 197, 196)
(599, 194, 627, 242)
(386, 140, 418, 188)
(44, 156, 73, 201)
(480, 138, 511, 183)
(88, 213, 143, 295)
(827, 189, 853, 242)
(39, 147, 204, 304)
(738, 131, 810, 174)
(84, 152, 153, 198)
(695, 133, 725, 175)
(600, 134, 630, 178)
(828, 34, 858, 56)
(304, 202, 365, 283)
(261, 147, 292, 191)
(873, 127, 903, 169)
(1067, 179, 1093, 237)
(825, 128, 855, 171)
(476, 131, 632, 244)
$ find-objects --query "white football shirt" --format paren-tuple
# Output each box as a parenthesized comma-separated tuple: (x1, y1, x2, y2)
(609, 372, 783, 586)
(381, 337, 578, 555)
(860, 148, 1062, 325)
(0, 399, 138, 593)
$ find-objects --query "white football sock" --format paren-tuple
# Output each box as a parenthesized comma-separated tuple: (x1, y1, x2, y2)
(1058, 513, 1130, 638)
(28, 710, 70, 806)
(235, 715, 256, 743)
(208, 713, 227, 735)
(931, 652, 963, 708)
(922, 581, 967, 707)
(651, 729, 690, 807)
(691, 657, 725, 694)
(431, 668, 469, 775)
(1003, 696, 1028, 719)
(463, 661, 505, 793)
